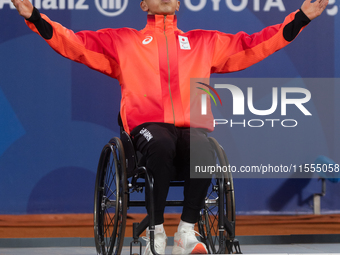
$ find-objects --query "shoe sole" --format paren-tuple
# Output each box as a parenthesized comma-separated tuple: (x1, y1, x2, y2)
(190, 243, 208, 254)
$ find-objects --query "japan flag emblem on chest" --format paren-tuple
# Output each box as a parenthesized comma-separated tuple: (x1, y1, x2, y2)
(178, 35, 191, 50)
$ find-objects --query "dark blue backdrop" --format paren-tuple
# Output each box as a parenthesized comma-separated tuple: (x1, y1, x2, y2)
(1, 0, 340, 215)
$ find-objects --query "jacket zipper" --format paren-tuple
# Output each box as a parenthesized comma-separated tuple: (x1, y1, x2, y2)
(164, 16, 176, 125)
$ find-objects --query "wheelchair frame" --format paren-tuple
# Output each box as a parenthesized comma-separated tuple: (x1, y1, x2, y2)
(93, 128, 241, 255)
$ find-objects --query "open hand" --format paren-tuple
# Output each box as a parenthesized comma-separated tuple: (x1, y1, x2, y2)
(301, 0, 329, 20)
(11, 0, 34, 19)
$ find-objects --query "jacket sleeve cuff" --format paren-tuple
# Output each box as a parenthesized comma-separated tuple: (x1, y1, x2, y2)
(25, 7, 53, 40)
(26, 7, 41, 22)
(282, 9, 311, 42)
(298, 9, 311, 24)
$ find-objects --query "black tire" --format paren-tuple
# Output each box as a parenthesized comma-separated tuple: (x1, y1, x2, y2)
(94, 137, 128, 255)
(198, 137, 236, 254)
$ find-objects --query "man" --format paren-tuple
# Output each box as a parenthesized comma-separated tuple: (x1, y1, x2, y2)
(12, 0, 328, 254)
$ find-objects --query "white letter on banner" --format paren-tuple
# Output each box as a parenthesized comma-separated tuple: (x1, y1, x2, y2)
(68, 0, 74, 9)
(34, 0, 41, 8)
(211, 0, 221, 11)
(253, 0, 260, 11)
(226, 0, 247, 12)
(42, 0, 58, 9)
(185, 0, 206, 11)
(263, 0, 285, 11)
(327, 0, 338, 16)
(59, 0, 65, 9)
(75, 0, 88, 9)
(0, 0, 16, 9)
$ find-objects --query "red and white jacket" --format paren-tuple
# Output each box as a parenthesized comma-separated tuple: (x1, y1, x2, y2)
(26, 9, 310, 134)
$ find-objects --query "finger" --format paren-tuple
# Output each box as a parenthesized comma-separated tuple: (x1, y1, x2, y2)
(318, 0, 329, 11)
(11, 0, 19, 9)
(322, 0, 329, 8)
(11, 0, 22, 7)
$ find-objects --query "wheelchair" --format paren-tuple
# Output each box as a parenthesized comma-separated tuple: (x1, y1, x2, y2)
(93, 119, 241, 255)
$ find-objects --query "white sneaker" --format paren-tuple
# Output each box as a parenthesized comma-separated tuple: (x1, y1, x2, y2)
(172, 228, 208, 254)
(143, 229, 167, 255)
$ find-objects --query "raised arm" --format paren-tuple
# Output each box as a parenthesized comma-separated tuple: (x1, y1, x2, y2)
(211, 0, 328, 74)
(11, 1, 121, 79)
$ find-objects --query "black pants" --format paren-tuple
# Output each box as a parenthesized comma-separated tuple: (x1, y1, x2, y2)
(131, 123, 215, 225)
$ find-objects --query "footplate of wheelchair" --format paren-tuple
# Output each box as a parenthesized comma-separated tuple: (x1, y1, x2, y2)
(130, 239, 142, 255)
(226, 238, 242, 254)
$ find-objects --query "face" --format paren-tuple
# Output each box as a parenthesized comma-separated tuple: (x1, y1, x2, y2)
(140, 0, 180, 15)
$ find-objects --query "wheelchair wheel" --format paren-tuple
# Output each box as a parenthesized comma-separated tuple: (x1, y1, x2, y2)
(198, 137, 237, 254)
(94, 137, 128, 255)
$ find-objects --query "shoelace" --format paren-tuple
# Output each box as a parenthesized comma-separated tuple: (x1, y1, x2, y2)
(181, 229, 204, 239)
(142, 236, 150, 243)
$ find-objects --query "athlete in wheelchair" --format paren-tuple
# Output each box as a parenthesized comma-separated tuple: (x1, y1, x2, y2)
(94, 114, 240, 255)
(88, 0, 327, 252)
(12, 0, 328, 253)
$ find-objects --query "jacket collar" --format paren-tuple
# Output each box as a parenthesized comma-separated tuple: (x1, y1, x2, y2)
(143, 15, 178, 33)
